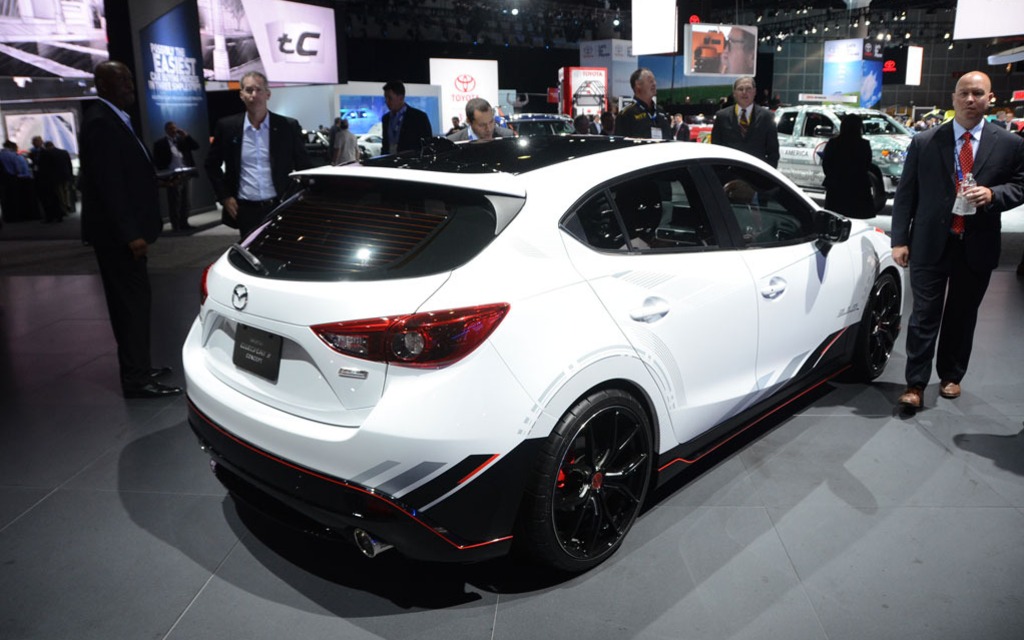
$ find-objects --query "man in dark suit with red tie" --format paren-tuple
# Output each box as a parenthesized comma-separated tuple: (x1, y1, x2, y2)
(711, 76, 779, 167)
(79, 60, 181, 398)
(892, 71, 1024, 409)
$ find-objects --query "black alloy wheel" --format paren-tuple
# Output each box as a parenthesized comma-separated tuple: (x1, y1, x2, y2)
(850, 272, 901, 381)
(520, 389, 653, 572)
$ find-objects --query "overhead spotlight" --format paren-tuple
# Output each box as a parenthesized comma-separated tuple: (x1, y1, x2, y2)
(904, 31, 911, 39)
(948, 42, 954, 50)
(853, 19, 859, 27)
(944, 32, 951, 39)
(811, 25, 817, 34)
(824, 25, 829, 32)
(885, 32, 892, 41)
(776, 43, 783, 52)
(511, 8, 519, 16)
(613, 16, 620, 26)
(876, 32, 884, 41)
(756, 13, 763, 23)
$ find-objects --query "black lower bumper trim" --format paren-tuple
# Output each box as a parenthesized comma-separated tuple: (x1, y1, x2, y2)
(187, 400, 513, 563)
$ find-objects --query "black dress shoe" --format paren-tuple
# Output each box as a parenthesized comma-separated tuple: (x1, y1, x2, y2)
(148, 366, 173, 378)
(123, 381, 183, 399)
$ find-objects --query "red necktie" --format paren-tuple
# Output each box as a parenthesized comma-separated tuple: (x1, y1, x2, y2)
(953, 132, 973, 235)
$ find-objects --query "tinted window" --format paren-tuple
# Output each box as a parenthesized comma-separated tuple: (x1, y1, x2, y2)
(776, 111, 797, 135)
(232, 177, 524, 281)
(802, 111, 835, 137)
(709, 163, 815, 247)
(564, 167, 718, 253)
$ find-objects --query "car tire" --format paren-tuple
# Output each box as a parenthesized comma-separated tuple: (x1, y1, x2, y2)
(847, 272, 901, 381)
(518, 388, 653, 572)
(869, 170, 886, 214)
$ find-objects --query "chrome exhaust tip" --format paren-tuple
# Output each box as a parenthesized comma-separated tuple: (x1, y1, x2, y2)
(352, 528, 393, 558)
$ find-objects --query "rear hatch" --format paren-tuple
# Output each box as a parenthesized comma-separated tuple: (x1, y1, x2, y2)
(197, 171, 525, 425)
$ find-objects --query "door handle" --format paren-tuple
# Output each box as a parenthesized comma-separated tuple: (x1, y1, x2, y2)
(761, 276, 787, 299)
(629, 297, 670, 322)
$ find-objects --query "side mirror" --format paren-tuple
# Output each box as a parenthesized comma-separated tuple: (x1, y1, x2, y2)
(814, 209, 851, 254)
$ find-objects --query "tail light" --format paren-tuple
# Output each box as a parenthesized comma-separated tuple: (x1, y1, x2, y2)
(200, 263, 213, 305)
(312, 303, 510, 368)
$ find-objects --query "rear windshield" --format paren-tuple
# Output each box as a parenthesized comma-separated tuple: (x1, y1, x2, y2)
(231, 176, 524, 281)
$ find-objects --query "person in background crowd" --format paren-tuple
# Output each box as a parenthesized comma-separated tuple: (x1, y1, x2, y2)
(46, 141, 75, 217)
(446, 98, 513, 141)
(206, 70, 312, 239)
(381, 80, 434, 153)
(79, 60, 181, 399)
(891, 70, 1024, 409)
(573, 114, 591, 134)
(711, 76, 780, 167)
(614, 68, 671, 139)
(600, 111, 615, 136)
(821, 114, 875, 218)
(445, 115, 463, 136)
(331, 118, 359, 164)
(153, 121, 199, 231)
(0, 140, 34, 223)
(671, 113, 690, 141)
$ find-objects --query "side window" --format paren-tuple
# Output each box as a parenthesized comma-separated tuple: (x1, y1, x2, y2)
(609, 169, 719, 252)
(709, 163, 815, 247)
(563, 191, 628, 252)
(563, 168, 719, 253)
(802, 112, 834, 137)
(776, 111, 797, 136)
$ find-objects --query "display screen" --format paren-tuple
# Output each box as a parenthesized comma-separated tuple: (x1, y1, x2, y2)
(0, 0, 107, 78)
(339, 95, 441, 137)
(199, 0, 338, 84)
(683, 24, 758, 77)
(4, 112, 79, 155)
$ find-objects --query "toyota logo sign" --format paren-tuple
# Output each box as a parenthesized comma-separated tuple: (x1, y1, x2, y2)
(454, 74, 476, 93)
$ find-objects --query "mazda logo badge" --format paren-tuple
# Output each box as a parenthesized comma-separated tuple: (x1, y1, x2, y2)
(232, 285, 248, 310)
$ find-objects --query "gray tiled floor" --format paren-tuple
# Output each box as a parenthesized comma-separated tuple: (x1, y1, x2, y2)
(2, 216, 1023, 639)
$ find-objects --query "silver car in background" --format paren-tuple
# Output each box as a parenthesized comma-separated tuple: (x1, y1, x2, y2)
(775, 105, 912, 214)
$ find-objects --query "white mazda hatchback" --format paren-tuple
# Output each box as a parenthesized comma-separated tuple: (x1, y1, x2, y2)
(184, 135, 902, 572)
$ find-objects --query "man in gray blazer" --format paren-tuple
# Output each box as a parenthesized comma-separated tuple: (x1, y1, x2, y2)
(892, 70, 1024, 409)
(711, 76, 779, 167)
(447, 98, 513, 141)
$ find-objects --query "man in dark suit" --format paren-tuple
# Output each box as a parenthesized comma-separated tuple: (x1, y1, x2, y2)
(671, 113, 690, 141)
(205, 71, 312, 239)
(711, 76, 780, 168)
(79, 60, 181, 399)
(153, 121, 199, 231)
(445, 98, 514, 141)
(381, 80, 434, 154)
(892, 70, 1024, 409)
(613, 68, 672, 139)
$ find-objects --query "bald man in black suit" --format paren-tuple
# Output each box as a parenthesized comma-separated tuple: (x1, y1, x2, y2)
(892, 70, 1024, 409)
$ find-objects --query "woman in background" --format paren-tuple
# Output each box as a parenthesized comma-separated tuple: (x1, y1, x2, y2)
(821, 114, 874, 218)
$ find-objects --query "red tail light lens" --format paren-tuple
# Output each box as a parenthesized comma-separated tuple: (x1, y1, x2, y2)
(312, 303, 510, 368)
(200, 263, 214, 305)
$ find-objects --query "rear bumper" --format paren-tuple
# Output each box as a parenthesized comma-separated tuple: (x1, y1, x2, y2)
(188, 399, 538, 563)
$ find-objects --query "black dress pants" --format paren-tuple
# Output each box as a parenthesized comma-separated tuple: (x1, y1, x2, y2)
(904, 234, 992, 388)
(93, 244, 152, 389)
(236, 198, 279, 239)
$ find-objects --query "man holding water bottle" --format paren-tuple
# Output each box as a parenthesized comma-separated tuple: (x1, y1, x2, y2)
(891, 70, 1024, 409)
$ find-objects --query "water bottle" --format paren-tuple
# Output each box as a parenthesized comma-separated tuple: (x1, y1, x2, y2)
(954, 172, 976, 215)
